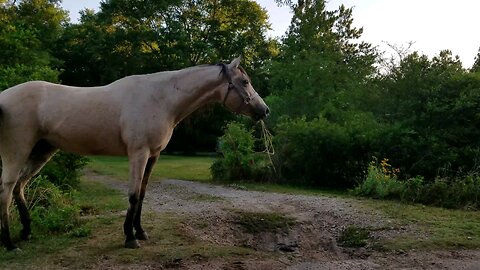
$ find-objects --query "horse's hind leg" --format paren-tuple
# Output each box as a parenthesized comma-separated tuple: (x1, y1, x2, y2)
(0, 160, 25, 250)
(14, 140, 57, 240)
(13, 182, 31, 240)
(133, 155, 158, 241)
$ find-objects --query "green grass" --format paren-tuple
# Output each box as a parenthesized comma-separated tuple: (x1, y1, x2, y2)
(73, 176, 127, 214)
(234, 210, 296, 234)
(87, 155, 215, 182)
(0, 178, 125, 269)
(337, 225, 371, 248)
(364, 200, 480, 250)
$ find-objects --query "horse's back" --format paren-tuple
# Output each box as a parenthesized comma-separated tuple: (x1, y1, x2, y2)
(0, 81, 128, 156)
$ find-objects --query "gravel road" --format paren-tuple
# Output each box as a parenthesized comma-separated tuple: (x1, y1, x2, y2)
(88, 172, 480, 270)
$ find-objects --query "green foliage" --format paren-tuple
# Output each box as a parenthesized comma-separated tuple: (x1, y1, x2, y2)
(0, 0, 66, 89)
(211, 122, 272, 182)
(470, 47, 480, 72)
(234, 210, 295, 234)
(40, 152, 89, 191)
(338, 225, 371, 248)
(0, 64, 59, 90)
(373, 52, 480, 180)
(274, 113, 379, 188)
(352, 158, 404, 200)
(267, 0, 377, 123)
(354, 159, 480, 210)
(24, 176, 88, 235)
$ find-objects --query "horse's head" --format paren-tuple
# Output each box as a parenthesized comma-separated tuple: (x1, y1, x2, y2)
(221, 56, 270, 121)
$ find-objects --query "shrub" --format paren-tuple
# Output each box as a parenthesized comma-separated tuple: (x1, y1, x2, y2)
(211, 122, 273, 182)
(40, 151, 89, 191)
(353, 158, 403, 199)
(353, 158, 480, 210)
(338, 225, 371, 248)
(25, 175, 87, 235)
(420, 176, 480, 209)
(273, 114, 379, 188)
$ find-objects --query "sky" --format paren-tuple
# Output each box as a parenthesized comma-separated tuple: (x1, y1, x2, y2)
(61, 0, 480, 68)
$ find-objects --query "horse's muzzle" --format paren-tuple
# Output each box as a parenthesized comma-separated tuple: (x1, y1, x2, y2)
(253, 105, 270, 121)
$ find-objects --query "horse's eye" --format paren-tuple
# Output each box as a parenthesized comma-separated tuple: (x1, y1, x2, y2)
(242, 79, 249, 86)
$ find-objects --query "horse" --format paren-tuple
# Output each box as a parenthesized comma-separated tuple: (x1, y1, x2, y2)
(0, 56, 269, 250)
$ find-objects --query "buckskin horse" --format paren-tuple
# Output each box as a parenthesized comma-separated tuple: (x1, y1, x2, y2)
(0, 56, 269, 250)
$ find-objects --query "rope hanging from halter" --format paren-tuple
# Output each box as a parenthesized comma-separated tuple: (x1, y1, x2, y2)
(260, 120, 276, 173)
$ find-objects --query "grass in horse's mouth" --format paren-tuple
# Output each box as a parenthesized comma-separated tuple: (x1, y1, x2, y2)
(260, 120, 276, 173)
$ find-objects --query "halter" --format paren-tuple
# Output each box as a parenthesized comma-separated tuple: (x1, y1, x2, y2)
(219, 64, 259, 112)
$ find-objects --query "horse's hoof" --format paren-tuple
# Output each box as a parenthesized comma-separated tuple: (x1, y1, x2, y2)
(125, 239, 141, 249)
(135, 231, 149, 241)
(11, 247, 22, 253)
(6, 245, 20, 252)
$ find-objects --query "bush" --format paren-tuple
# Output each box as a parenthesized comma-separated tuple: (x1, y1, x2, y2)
(353, 158, 403, 199)
(273, 114, 380, 188)
(353, 158, 480, 210)
(40, 151, 89, 191)
(211, 122, 273, 182)
(25, 175, 87, 235)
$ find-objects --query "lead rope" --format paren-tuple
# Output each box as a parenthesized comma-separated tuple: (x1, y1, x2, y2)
(260, 120, 276, 173)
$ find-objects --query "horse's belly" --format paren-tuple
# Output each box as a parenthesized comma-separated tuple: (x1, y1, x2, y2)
(44, 130, 127, 156)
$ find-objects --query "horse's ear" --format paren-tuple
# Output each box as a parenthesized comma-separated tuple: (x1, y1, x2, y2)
(228, 56, 242, 70)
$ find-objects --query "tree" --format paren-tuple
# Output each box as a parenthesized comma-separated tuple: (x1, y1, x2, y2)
(267, 0, 377, 122)
(0, 0, 66, 89)
(372, 50, 480, 180)
(472, 47, 480, 73)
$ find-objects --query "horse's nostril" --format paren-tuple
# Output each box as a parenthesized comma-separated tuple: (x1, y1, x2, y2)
(265, 107, 270, 116)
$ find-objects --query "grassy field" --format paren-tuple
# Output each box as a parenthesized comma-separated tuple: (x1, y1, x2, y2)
(87, 155, 214, 182)
(364, 200, 480, 250)
(0, 155, 479, 268)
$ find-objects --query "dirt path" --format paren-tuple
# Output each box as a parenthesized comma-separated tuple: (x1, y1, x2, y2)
(87, 172, 480, 270)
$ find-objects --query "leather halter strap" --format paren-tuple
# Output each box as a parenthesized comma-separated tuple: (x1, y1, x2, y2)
(220, 64, 259, 111)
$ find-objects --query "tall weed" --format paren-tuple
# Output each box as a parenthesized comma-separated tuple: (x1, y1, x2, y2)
(354, 158, 480, 210)
(25, 175, 87, 235)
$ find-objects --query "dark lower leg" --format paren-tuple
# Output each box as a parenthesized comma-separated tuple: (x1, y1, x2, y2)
(133, 201, 148, 240)
(124, 194, 140, 248)
(132, 156, 157, 241)
(15, 197, 31, 240)
(0, 218, 16, 250)
(0, 184, 17, 250)
(14, 183, 31, 240)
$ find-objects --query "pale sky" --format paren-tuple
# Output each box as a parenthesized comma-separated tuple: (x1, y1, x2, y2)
(62, 0, 480, 68)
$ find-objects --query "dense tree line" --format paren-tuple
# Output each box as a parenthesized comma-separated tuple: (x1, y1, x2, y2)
(1, 0, 480, 192)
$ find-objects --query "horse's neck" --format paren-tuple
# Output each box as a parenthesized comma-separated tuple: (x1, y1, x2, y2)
(162, 65, 225, 125)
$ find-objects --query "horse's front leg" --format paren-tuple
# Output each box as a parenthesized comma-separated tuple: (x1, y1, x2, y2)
(133, 155, 158, 241)
(124, 150, 149, 249)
